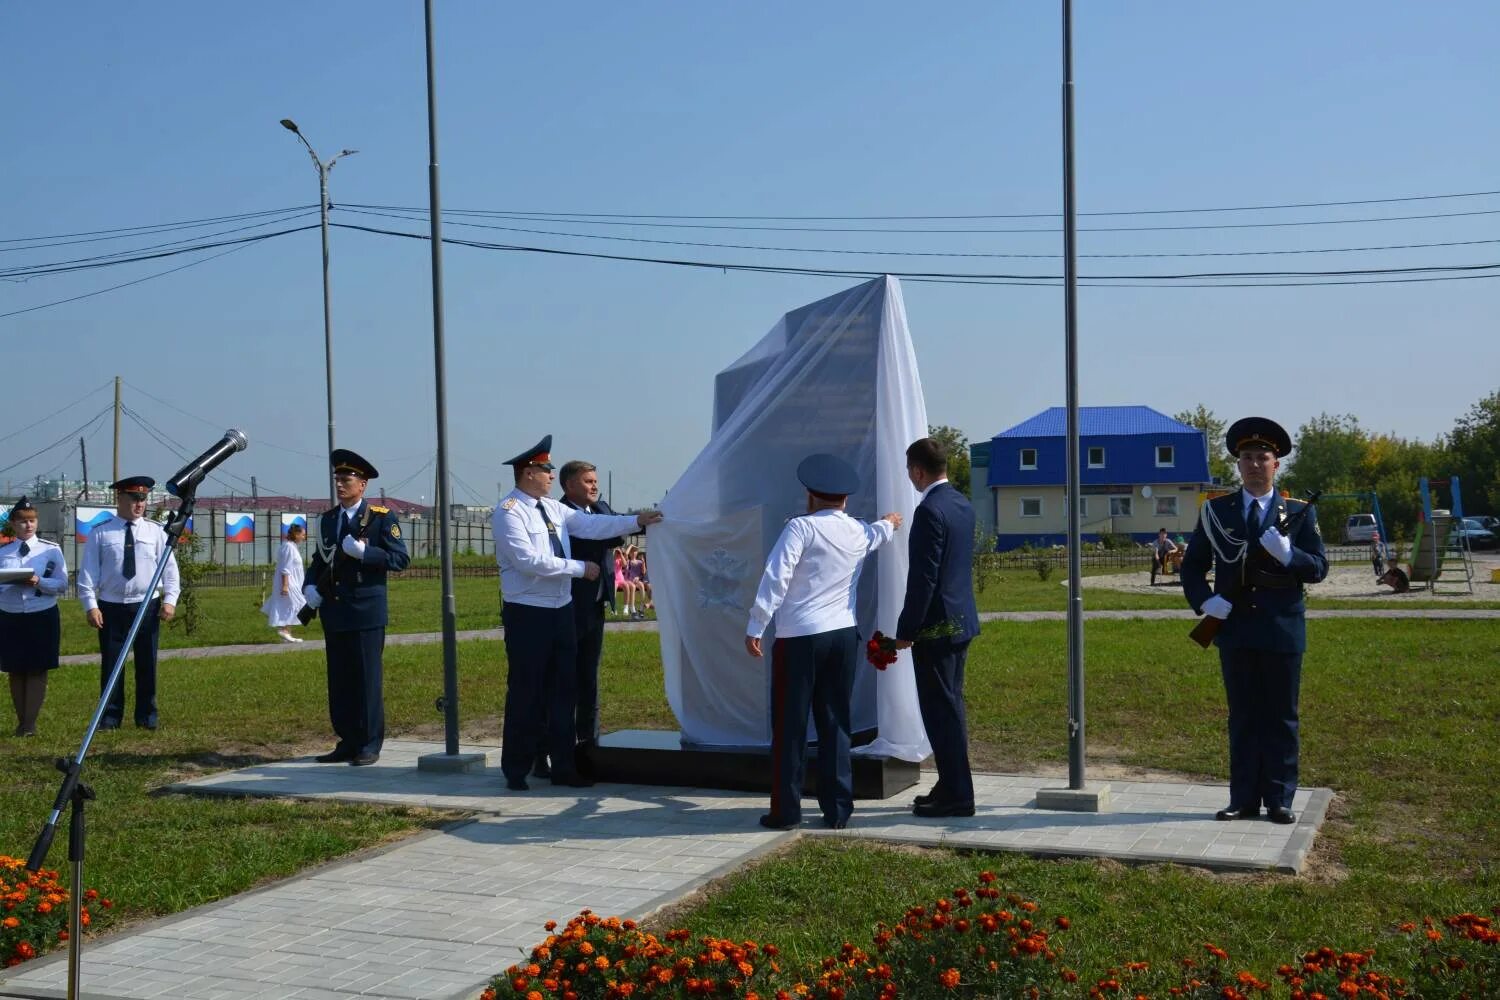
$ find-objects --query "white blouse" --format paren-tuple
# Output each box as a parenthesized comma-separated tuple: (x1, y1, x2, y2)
(0, 536, 68, 614)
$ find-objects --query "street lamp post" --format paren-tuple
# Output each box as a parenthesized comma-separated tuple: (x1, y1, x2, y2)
(280, 118, 357, 506)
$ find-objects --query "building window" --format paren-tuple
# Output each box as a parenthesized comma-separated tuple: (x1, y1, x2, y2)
(1078, 496, 1088, 518)
(1156, 445, 1175, 468)
(1019, 448, 1037, 470)
(1087, 446, 1105, 468)
(1020, 497, 1043, 518)
(1155, 496, 1179, 517)
(1109, 496, 1132, 518)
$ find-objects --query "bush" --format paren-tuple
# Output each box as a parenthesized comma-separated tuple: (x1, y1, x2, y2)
(0, 855, 113, 967)
(1034, 558, 1054, 583)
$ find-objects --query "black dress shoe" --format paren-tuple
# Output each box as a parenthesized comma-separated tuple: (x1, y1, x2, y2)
(550, 774, 595, 788)
(506, 776, 530, 791)
(136, 720, 158, 731)
(532, 755, 552, 779)
(1267, 807, 1297, 825)
(350, 752, 380, 767)
(1214, 806, 1260, 821)
(912, 800, 975, 819)
(759, 814, 799, 830)
(823, 816, 848, 830)
(913, 784, 944, 807)
(315, 748, 354, 763)
(98, 720, 121, 731)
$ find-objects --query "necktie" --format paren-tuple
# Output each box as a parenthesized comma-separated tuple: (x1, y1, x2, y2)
(123, 522, 136, 579)
(536, 502, 566, 558)
(17, 542, 29, 557)
(1246, 499, 1262, 542)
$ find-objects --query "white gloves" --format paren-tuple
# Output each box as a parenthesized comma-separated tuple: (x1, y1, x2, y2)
(1201, 594, 1232, 619)
(303, 585, 323, 610)
(341, 535, 367, 559)
(1259, 527, 1292, 566)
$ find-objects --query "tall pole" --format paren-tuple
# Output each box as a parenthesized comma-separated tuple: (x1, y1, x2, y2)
(318, 163, 337, 507)
(426, 0, 461, 757)
(1061, 0, 1086, 791)
(79, 438, 88, 501)
(112, 376, 120, 484)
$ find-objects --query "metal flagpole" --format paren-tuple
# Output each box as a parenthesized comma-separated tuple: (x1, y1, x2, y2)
(416, 0, 481, 773)
(1036, 0, 1110, 813)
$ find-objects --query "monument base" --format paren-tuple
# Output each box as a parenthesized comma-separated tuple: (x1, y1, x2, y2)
(582, 729, 920, 800)
(1034, 783, 1113, 812)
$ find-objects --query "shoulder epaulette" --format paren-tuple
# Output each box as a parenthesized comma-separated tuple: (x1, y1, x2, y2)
(501, 498, 518, 511)
(370, 505, 390, 515)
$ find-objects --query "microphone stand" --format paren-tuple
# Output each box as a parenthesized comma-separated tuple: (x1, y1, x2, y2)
(26, 491, 197, 1000)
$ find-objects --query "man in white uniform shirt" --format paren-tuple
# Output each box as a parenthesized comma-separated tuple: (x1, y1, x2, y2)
(745, 453, 902, 831)
(493, 435, 663, 791)
(77, 476, 180, 730)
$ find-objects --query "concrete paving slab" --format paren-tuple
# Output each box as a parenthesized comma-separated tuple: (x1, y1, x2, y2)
(0, 739, 1331, 1000)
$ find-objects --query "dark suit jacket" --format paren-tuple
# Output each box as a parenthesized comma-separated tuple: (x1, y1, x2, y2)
(1181, 491, 1328, 653)
(562, 497, 625, 609)
(309, 500, 411, 632)
(897, 482, 980, 644)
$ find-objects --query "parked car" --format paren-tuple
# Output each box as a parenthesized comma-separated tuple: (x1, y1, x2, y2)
(1473, 514, 1500, 534)
(1452, 518, 1498, 551)
(1343, 513, 1377, 544)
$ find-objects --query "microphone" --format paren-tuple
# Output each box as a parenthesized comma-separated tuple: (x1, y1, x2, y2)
(165, 429, 249, 497)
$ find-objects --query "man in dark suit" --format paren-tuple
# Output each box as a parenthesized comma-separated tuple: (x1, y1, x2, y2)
(303, 449, 411, 766)
(1181, 417, 1327, 825)
(558, 459, 626, 773)
(895, 437, 982, 819)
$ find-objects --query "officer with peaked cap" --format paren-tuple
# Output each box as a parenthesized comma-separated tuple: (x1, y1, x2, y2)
(1, 496, 68, 736)
(1181, 417, 1327, 825)
(492, 434, 663, 790)
(76, 476, 180, 730)
(304, 449, 410, 766)
(744, 454, 903, 830)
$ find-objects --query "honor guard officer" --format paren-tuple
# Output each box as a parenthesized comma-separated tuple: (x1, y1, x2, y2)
(745, 454, 903, 831)
(1181, 417, 1328, 825)
(77, 477, 180, 730)
(304, 449, 410, 766)
(493, 435, 662, 791)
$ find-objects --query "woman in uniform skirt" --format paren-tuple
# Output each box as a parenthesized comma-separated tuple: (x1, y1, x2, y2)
(0, 498, 68, 736)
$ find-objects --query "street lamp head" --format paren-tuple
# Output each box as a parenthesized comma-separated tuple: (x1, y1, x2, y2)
(279, 118, 300, 133)
(339, 149, 359, 157)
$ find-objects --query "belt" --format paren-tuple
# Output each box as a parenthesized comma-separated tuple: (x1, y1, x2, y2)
(1247, 569, 1301, 590)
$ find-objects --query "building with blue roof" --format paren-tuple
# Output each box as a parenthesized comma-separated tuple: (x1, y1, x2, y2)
(971, 406, 1212, 550)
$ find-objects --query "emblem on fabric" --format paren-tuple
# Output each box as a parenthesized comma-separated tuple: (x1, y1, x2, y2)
(697, 547, 748, 610)
(390, 524, 401, 539)
(501, 498, 517, 511)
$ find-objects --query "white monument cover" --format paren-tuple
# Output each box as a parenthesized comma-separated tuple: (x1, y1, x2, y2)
(652, 275, 933, 761)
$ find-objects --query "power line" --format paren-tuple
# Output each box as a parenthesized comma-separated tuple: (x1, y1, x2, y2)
(341, 205, 1500, 261)
(0, 205, 316, 249)
(0, 404, 114, 477)
(333, 221, 1500, 286)
(386, 457, 436, 497)
(0, 241, 263, 320)
(348, 202, 1500, 235)
(342, 187, 1500, 222)
(1, 219, 318, 278)
(8, 379, 114, 438)
(122, 380, 329, 461)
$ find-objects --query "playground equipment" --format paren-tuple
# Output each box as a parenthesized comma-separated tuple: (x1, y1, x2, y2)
(1316, 490, 1409, 591)
(1409, 477, 1475, 595)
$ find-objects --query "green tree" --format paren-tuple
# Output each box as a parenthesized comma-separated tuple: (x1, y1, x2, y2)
(927, 424, 971, 495)
(1447, 390, 1500, 515)
(1172, 405, 1233, 485)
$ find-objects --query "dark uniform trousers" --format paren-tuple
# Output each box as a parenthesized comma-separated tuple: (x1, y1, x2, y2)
(501, 601, 579, 782)
(325, 627, 386, 756)
(98, 598, 161, 727)
(1220, 647, 1301, 811)
(768, 626, 857, 826)
(572, 596, 607, 743)
(912, 638, 975, 806)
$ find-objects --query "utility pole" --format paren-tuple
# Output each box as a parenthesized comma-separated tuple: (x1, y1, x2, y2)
(250, 476, 258, 501)
(279, 118, 357, 506)
(112, 376, 121, 484)
(79, 438, 89, 501)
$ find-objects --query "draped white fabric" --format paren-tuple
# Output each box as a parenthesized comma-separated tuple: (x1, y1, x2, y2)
(652, 276, 932, 761)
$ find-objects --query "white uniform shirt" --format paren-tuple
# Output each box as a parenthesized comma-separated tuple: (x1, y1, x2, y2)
(77, 515, 182, 610)
(0, 536, 67, 614)
(747, 509, 896, 640)
(1243, 486, 1275, 525)
(492, 489, 641, 608)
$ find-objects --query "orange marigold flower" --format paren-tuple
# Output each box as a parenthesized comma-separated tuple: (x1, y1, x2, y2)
(1056, 916, 1071, 930)
(595, 957, 610, 970)
(513, 978, 530, 991)
(938, 968, 961, 989)
(528, 992, 543, 1000)
(979, 871, 996, 884)
(1, 917, 17, 929)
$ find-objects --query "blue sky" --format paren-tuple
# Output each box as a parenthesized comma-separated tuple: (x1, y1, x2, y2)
(4, 2, 1496, 509)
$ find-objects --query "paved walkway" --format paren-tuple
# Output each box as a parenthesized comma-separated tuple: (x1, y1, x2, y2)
(0, 740, 1331, 1000)
(55, 606, 1500, 666)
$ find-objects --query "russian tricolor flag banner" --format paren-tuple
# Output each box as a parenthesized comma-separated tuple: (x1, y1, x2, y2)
(75, 507, 112, 542)
(225, 512, 255, 544)
(281, 513, 307, 538)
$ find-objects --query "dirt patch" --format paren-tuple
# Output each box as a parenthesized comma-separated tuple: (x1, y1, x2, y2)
(1082, 562, 1500, 601)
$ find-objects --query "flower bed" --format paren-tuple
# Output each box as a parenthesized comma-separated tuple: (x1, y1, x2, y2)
(484, 874, 1496, 1000)
(1, 855, 112, 967)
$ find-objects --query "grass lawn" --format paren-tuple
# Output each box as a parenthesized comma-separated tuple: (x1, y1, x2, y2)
(3, 619, 1494, 980)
